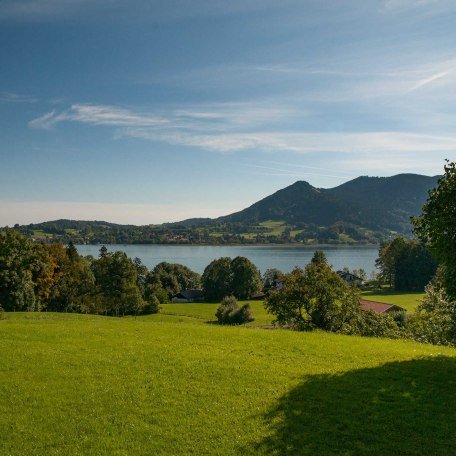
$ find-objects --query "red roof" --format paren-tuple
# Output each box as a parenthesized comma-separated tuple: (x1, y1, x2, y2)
(359, 299, 405, 313)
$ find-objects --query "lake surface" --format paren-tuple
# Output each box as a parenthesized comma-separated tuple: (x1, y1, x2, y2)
(75, 244, 379, 275)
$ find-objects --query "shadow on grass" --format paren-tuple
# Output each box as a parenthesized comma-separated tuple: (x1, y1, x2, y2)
(250, 357, 456, 455)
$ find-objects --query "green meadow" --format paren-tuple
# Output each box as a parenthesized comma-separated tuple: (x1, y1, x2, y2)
(361, 290, 425, 312)
(2, 310, 456, 455)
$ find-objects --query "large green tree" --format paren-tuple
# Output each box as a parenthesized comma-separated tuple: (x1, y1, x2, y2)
(230, 256, 262, 300)
(264, 257, 350, 330)
(202, 257, 233, 301)
(0, 230, 37, 311)
(413, 160, 456, 299)
(376, 237, 437, 291)
(91, 249, 144, 316)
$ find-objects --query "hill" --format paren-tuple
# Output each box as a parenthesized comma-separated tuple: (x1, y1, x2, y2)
(6, 173, 439, 245)
(221, 174, 439, 233)
(1, 311, 456, 455)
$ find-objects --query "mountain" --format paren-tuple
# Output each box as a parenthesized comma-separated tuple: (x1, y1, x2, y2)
(219, 173, 439, 233)
(6, 173, 439, 245)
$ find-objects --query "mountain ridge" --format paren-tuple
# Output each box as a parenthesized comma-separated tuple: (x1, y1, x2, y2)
(5, 173, 440, 245)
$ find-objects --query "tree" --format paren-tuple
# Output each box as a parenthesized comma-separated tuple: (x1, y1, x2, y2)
(311, 250, 327, 265)
(0, 230, 37, 311)
(264, 258, 350, 330)
(45, 243, 95, 313)
(413, 160, 456, 299)
(408, 281, 456, 345)
(148, 262, 201, 297)
(202, 257, 233, 301)
(91, 251, 144, 316)
(263, 268, 283, 294)
(230, 256, 262, 299)
(376, 237, 437, 291)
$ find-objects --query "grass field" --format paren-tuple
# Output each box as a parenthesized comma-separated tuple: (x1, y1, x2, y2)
(361, 290, 425, 312)
(161, 300, 273, 326)
(2, 310, 456, 455)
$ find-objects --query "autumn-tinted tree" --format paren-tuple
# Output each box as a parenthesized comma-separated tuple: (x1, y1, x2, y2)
(45, 243, 95, 313)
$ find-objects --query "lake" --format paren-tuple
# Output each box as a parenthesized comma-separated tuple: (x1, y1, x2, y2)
(75, 244, 379, 276)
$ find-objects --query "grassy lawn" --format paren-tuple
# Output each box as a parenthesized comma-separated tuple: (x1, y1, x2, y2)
(161, 300, 273, 326)
(258, 220, 288, 235)
(362, 290, 425, 313)
(2, 312, 456, 455)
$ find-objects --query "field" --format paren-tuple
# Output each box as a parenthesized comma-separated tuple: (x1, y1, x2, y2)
(361, 290, 425, 312)
(161, 300, 273, 326)
(2, 310, 456, 455)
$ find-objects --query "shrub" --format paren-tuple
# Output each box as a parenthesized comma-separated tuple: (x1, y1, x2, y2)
(407, 283, 456, 346)
(141, 295, 161, 315)
(216, 296, 254, 325)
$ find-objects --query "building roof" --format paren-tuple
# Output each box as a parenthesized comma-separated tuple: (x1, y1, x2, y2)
(175, 289, 204, 299)
(337, 271, 363, 281)
(359, 299, 405, 313)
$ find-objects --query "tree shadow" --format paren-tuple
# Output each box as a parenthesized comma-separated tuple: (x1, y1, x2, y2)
(250, 357, 456, 455)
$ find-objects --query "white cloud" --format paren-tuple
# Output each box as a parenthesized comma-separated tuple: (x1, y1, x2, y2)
(0, 91, 37, 103)
(30, 102, 456, 156)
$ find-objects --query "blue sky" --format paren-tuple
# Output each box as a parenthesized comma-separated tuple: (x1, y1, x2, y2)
(1, 0, 455, 225)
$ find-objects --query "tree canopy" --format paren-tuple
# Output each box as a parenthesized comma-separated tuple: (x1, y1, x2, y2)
(376, 237, 437, 291)
(413, 160, 456, 299)
(202, 256, 262, 301)
(264, 259, 349, 330)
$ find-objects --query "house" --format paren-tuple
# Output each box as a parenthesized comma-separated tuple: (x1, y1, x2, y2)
(337, 271, 364, 287)
(359, 299, 405, 314)
(250, 291, 266, 300)
(171, 289, 205, 303)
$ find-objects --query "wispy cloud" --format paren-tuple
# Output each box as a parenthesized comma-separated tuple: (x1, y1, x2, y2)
(29, 102, 297, 132)
(407, 68, 455, 92)
(0, 91, 37, 103)
(29, 102, 456, 156)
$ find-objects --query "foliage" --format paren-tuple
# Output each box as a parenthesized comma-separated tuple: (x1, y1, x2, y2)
(215, 296, 254, 325)
(148, 262, 201, 297)
(203, 256, 261, 301)
(202, 257, 233, 301)
(376, 236, 437, 291)
(0, 230, 37, 311)
(230, 256, 262, 300)
(141, 294, 161, 315)
(408, 282, 456, 346)
(413, 160, 456, 299)
(262, 268, 283, 294)
(311, 250, 327, 265)
(91, 249, 145, 316)
(264, 258, 349, 330)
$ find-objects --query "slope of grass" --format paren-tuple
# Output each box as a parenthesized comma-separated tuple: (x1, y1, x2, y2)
(362, 290, 425, 312)
(1, 312, 456, 455)
(161, 300, 273, 326)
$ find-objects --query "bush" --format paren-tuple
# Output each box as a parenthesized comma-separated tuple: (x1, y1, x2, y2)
(141, 295, 161, 315)
(216, 296, 254, 325)
(407, 283, 456, 346)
